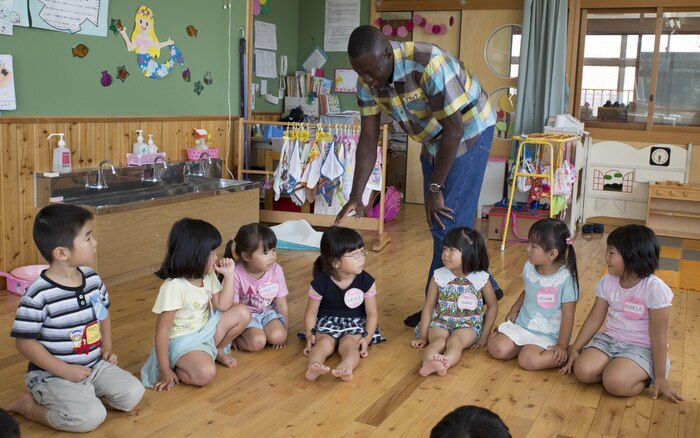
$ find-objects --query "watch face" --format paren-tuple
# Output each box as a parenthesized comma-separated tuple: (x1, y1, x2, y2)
(649, 146, 671, 167)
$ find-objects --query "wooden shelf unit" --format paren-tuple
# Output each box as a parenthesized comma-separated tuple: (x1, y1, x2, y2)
(646, 182, 700, 240)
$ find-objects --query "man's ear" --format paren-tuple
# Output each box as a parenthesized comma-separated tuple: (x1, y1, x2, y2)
(52, 246, 70, 261)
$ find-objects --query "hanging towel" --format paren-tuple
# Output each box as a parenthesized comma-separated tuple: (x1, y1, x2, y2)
(273, 135, 292, 201)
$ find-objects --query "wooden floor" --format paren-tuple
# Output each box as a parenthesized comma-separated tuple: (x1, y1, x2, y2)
(1, 204, 698, 437)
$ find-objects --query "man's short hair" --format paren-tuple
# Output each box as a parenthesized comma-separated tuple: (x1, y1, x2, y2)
(33, 204, 94, 263)
(348, 25, 385, 58)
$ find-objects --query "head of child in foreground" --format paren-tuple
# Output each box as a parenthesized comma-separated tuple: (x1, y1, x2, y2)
(224, 223, 277, 272)
(527, 218, 579, 289)
(606, 224, 659, 279)
(34, 203, 95, 265)
(442, 227, 489, 275)
(313, 226, 366, 278)
(155, 218, 222, 280)
(430, 405, 511, 438)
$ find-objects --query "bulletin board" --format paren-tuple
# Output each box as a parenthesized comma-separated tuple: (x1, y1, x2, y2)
(0, 0, 246, 116)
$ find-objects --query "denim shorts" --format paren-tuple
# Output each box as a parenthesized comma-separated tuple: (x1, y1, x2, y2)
(247, 308, 286, 330)
(585, 333, 669, 386)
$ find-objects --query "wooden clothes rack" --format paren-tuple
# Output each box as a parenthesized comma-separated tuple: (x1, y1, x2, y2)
(501, 133, 580, 252)
(237, 119, 391, 251)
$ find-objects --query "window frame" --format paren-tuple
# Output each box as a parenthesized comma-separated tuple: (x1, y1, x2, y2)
(573, 6, 700, 136)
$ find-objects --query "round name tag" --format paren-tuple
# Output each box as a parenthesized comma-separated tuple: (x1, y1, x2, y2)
(623, 297, 646, 320)
(344, 288, 365, 309)
(258, 283, 279, 299)
(536, 287, 558, 309)
(457, 292, 479, 310)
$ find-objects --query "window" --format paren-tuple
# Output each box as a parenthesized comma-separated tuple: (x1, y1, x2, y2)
(576, 10, 700, 129)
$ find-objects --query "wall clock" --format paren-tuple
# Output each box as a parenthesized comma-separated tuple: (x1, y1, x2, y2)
(650, 146, 671, 167)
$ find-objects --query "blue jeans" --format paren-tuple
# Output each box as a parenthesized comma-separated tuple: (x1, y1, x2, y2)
(421, 125, 499, 294)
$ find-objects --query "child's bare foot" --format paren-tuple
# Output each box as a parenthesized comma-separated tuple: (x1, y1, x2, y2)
(216, 348, 238, 368)
(434, 354, 450, 376)
(306, 362, 330, 381)
(331, 366, 353, 382)
(5, 393, 35, 416)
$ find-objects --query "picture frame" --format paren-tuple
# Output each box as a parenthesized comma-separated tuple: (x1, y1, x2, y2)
(334, 68, 358, 93)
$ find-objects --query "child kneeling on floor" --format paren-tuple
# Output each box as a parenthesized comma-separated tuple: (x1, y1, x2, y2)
(6, 204, 144, 432)
(562, 225, 683, 402)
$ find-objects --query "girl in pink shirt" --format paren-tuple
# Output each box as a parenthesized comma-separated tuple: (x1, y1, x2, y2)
(562, 225, 683, 402)
(224, 224, 289, 351)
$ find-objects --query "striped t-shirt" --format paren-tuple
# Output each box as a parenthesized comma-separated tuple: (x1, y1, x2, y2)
(11, 266, 109, 371)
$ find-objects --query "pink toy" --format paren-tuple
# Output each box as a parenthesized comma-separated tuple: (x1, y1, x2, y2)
(1, 264, 49, 295)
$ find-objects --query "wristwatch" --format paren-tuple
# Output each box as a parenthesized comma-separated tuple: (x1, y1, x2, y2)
(428, 182, 445, 193)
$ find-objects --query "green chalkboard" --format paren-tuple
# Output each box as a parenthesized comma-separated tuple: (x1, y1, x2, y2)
(0, 1, 246, 116)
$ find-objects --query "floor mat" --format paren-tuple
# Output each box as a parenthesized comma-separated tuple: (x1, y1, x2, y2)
(660, 238, 700, 291)
(597, 237, 700, 291)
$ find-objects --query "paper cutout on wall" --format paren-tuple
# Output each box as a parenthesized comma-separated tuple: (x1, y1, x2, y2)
(0, 0, 30, 36)
(71, 44, 89, 58)
(117, 65, 129, 82)
(29, 0, 109, 37)
(109, 18, 121, 35)
(194, 80, 203, 95)
(118, 6, 185, 79)
(182, 68, 191, 82)
(203, 71, 212, 85)
(100, 70, 112, 87)
(186, 24, 197, 37)
(0, 55, 17, 110)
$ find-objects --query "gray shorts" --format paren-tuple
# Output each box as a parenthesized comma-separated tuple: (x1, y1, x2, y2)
(26, 360, 144, 432)
(585, 333, 669, 386)
(247, 308, 286, 330)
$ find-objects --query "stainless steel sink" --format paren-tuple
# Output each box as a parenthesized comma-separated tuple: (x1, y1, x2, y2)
(63, 178, 254, 208)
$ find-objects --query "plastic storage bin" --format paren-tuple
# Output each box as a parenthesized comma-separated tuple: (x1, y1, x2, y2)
(127, 152, 166, 166)
(186, 148, 219, 160)
(1, 264, 49, 295)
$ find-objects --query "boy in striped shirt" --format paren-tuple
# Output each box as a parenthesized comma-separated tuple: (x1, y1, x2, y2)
(6, 204, 144, 432)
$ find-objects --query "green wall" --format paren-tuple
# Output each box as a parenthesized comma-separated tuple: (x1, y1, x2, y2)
(296, 0, 371, 112)
(251, 0, 299, 113)
(0, 0, 246, 116)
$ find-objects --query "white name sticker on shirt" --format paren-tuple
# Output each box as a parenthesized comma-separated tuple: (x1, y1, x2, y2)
(623, 297, 646, 320)
(258, 282, 279, 299)
(536, 287, 558, 309)
(457, 292, 479, 310)
(344, 288, 364, 309)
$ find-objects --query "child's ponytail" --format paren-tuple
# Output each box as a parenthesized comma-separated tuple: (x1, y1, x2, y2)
(564, 238, 580, 297)
(223, 239, 235, 260)
(312, 256, 325, 278)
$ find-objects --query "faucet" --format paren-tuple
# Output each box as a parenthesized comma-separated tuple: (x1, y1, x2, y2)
(142, 155, 168, 183)
(86, 159, 116, 190)
(195, 152, 211, 177)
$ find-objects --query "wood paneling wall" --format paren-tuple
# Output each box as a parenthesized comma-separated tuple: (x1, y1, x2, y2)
(0, 116, 240, 281)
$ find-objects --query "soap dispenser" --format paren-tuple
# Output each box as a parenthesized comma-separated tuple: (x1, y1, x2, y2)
(48, 133, 72, 174)
(133, 130, 148, 155)
(147, 134, 158, 154)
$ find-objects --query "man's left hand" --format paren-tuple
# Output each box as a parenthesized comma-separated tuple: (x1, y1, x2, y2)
(425, 191, 453, 229)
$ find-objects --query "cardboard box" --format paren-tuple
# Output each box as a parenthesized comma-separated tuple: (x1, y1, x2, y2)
(487, 206, 549, 241)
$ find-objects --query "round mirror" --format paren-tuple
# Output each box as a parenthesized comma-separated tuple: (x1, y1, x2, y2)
(488, 87, 517, 140)
(485, 24, 521, 79)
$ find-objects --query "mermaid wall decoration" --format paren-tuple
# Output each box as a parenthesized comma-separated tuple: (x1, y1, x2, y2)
(118, 6, 184, 79)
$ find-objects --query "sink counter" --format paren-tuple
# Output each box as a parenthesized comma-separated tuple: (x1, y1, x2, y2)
(62, 179, 259, 215)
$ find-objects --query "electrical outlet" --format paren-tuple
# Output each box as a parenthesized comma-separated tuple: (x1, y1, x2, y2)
(223, 0, 231, 10)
